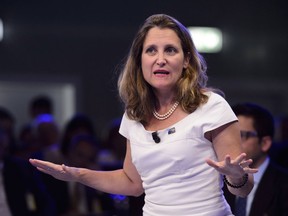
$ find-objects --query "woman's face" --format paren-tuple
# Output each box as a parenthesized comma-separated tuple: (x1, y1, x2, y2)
(141, 27, 189, 93)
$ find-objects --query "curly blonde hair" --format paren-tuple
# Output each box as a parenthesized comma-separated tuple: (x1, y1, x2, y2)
(118, 14, 212, 124)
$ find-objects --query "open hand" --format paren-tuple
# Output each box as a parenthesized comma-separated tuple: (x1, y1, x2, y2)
(206, 153, 258, 178)
(29, 158, 79, 182)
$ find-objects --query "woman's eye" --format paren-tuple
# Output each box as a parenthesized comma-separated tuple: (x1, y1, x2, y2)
(145, 47, 157, 55)
(166, 47, 177, 55)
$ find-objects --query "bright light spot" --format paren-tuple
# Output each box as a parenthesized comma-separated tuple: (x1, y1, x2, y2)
(188, 27, 222, 53)
(0, 19, 3, 41)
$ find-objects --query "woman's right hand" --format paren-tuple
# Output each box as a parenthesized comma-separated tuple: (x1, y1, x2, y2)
(29, 158, 79, 182)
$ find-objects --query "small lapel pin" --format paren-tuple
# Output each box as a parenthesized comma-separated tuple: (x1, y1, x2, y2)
(168, 127, 176, 134)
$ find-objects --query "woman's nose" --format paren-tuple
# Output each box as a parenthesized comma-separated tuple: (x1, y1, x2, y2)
(156, 53, 166, 66)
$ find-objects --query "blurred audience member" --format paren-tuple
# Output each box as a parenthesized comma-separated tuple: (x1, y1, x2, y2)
(29, 95, 53, 119)
(60, 115, 129, 215)
(31, 114, 68, 215)
(0, 110, 56, 215)
(270, 116, 288, 168)
(17, 95, 54, 159)
(99, 118, 131, 215)
(0, 107, 17, 155)
(100, 117, 126, 170)
(16, 124, 37, 160)
(67, 134, 99, 169)
(64, 134, 116, 215)
(37, 113, 98, 215)
(224, 102, 288, 216)
(33, 114, 64, 164)
(60, 113, 96, 157)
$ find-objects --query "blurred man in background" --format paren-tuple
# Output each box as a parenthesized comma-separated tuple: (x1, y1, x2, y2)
(224, 103, 288, 216)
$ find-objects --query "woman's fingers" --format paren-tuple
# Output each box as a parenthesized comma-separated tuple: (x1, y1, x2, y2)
(243, 167, 258, 174)
(29, 158, 63, 174)
(238, 159, 252, 169)
(206, 158, 220, 169)
(224, 155, 231, 165)
(30, 158, 53, 169)
(30, 158, 52, 166)
(29, 158, 78, 182)
(233, 153, 246, 164)
(206, 153, 258, 177)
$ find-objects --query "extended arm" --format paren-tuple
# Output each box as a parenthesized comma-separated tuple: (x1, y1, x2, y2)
(205, 121, 258, 197)
(29, 140, 144, 197)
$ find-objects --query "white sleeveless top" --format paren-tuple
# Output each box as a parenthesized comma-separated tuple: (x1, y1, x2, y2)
(119, 92, 237, 216)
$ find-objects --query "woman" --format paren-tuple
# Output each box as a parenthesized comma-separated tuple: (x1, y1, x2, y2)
(30, 14, 258, 215)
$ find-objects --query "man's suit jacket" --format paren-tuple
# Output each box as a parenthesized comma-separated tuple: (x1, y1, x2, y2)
(224, 161, 288, 216)
(2, 156, 56, 216)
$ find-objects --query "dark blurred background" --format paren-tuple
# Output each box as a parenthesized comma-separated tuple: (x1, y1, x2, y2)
(0, 0, 287, 140)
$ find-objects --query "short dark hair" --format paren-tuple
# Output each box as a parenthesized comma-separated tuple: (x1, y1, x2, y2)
(30, 95, 53, 117)
(232, 103, 275, 139)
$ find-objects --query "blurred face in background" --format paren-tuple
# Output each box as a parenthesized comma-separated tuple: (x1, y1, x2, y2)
(68, 138, 98, 169)
(238, 115, 265, 168)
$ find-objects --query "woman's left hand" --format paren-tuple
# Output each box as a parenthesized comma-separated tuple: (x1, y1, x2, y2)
(206, 153, 258, 178)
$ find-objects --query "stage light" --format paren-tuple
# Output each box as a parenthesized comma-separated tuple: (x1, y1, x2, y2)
(0, 19, 3, 41)
(188, 27, 222, 53)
